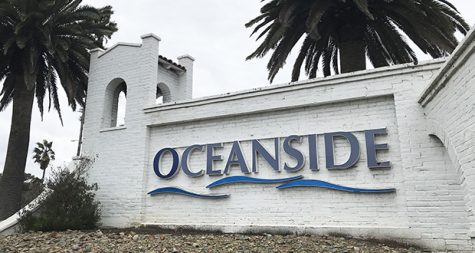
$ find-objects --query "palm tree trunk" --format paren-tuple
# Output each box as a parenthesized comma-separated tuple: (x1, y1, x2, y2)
(41, 169, 46, 183)
(338, 25, 366, 74)
(76, 106, 85, 157)
(0, 81, 35, 220)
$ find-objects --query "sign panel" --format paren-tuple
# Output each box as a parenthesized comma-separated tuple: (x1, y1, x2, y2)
(149, 128, 395, 198)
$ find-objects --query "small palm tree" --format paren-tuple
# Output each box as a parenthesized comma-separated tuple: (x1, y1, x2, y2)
(33, 140, 55, 183)
(0, 0, 117, 220)
(246, 0, 470, 82)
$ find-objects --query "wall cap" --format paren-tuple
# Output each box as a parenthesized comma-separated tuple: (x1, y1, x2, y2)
(140, 33, 161, 41)
(418, 25, 475, 106)
(177, 54, 195, 61)
(99, 126, 127, 133)
(97, 43, 141, 59)
(144, 59, 444, 113)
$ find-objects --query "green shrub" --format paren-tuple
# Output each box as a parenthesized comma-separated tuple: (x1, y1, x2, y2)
(21, 174, 44, 208)
(19, 159, 100, 232)
(0, 173, 44, 208)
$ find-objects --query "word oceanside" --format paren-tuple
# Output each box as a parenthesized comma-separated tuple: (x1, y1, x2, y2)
(153, 128, 391, 179)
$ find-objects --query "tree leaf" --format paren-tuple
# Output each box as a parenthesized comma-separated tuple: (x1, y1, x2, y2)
(305, 0, 332, 41)
(353, 0, 374, 20)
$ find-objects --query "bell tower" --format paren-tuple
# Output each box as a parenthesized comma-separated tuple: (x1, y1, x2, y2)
(79, 34, 194, 226)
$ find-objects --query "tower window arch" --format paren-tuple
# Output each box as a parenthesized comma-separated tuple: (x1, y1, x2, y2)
(156, 82, 171, 104)
(103, 78, 127, 128)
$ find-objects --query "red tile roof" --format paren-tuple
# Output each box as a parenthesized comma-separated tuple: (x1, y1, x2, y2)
(159, 55, 186, 71)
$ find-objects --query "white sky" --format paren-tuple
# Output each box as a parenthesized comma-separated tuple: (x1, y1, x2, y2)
(1, 0, 474, 178)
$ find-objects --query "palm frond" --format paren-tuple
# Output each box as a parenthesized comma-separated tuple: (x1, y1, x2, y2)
(246, 0, 468, 81)
(0, 0, 117, 119)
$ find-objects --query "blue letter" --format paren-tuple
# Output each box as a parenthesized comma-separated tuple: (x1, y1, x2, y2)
(308, 134, 319, 171)
(153, 148, 180, 179)
(207, 143, 223, 176)
(182, 144, 205, 177)
(283, 135, 305, 172)
(224, 141, 250, 174)
(252, 138, 280, 172)
(365, 128, 391, 169)
(324, 132, 360, 170)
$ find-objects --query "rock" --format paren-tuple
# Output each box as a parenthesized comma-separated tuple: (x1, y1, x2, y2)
(84, 244, 92, 252)
(0, 230, 424, 253)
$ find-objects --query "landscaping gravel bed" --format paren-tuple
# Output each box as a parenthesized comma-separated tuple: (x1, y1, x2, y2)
(0, 230, 423, 253)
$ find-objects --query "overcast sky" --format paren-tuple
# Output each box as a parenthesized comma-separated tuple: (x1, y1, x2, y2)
(1, 0, 474, 178)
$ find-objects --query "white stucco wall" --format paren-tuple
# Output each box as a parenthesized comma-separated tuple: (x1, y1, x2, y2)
(420, 28, 475, 241)
(80, 33, 475, 252)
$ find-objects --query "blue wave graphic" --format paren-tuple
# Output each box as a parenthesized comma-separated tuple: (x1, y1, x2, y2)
(147, 187, 229, 199)
(206, 175, 303, 189)
(276, 179, 396, 193)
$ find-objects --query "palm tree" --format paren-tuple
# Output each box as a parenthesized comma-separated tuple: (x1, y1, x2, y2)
(246, 0, 470, 82)
(32, 140, 55, 183)
(0, 0, 117, 220)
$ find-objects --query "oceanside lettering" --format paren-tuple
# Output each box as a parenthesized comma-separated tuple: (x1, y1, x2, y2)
(153, 128, 391, 179)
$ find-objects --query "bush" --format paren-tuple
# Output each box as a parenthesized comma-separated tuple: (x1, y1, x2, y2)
(19, 159, 100, 232)
(21, 173, 44, 208)
(0, 173, 44, 208)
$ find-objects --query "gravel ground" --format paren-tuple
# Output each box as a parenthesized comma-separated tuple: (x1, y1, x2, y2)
(0, 230, 423, 253)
